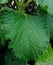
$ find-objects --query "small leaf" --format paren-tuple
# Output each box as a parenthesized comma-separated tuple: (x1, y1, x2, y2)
(36, 0, 53, 15)
(36, 44, 53, 65)
(0, 0, 8, 4)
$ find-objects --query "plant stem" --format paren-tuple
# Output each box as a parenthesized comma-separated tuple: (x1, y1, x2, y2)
(25, 0, 32, 7)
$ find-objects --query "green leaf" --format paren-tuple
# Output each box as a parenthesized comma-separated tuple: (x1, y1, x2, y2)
(0, 11, 6, 47)
(0, 22, 5, 46)
(5, 50, 26, 65)
(1, 11, 49, 61)
(46, 15, 53, 39)
(36, 44, 53, 65)
(0, 0, 8, 4)
(36, 0, 53, 15)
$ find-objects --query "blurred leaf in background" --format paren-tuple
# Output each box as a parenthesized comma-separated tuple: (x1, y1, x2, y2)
(0, 0, 8, 4)
(36, 44, 53, 65)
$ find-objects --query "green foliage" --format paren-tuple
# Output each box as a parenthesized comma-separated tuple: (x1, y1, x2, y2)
(0, 0, 8, 4)
(5, 50, 26, 65)
(0, 26, 5, 46)
(46, 15, 53, 39)
(36, 0, 53, 15)
(0, 0, 53, 65)
(36, 44, 53, 65)
(0, 10, 49, 61)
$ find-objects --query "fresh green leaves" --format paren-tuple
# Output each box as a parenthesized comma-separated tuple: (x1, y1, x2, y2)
(0, 25, 5, 46)
(1, 11, 49, 61)
(0, 0, 8, 4)
(46, 15, 53, 39)
(36, 44, 53, 65)
(5, 50, 26, 65)
(0, 0, 53, 65)
(36, 0, 53, 15)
